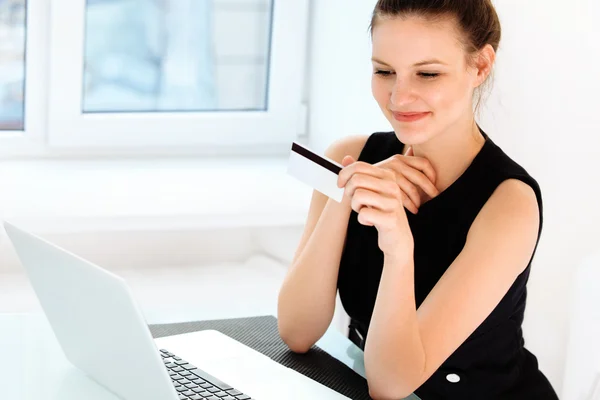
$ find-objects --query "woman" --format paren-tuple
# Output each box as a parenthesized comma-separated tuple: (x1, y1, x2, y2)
(277, 1, 559, 399)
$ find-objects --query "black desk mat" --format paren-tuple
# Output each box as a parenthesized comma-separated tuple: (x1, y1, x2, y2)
(149, 315, 372, 400)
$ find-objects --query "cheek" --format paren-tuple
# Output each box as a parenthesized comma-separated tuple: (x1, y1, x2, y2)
(426, 80, 470, 115)
(371, 78, 389, 107)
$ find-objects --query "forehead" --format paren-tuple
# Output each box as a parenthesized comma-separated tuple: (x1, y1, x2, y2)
(371, 16, 465, 65)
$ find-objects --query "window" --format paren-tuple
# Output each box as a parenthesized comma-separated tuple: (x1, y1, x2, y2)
(0, 0, 310, 156)
(0, 0, 26, 131)
(0, 0, 45, 156)
(82, 0, 271, 113)
(47, 0, 309, 151)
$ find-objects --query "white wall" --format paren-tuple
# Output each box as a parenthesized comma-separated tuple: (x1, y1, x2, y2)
(307, 0, 389, 153)
(308, 0, 600, 394)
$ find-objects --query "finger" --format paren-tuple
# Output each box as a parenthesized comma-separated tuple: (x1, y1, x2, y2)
(398, 164, 440, 199)
(395, 175, 422, 210)
(398, 188, 419, 215)
(345, 173, 398, 199)
(353, 161, 423, 212)
(404, 200, 419, 215)
(338, 162, 387, 188)
(404, 146, 414, 157)
(357, 206, 379, 227)
(345, 173, 418, 214)
(398, 156, 437, 184)
(375, 154, 437, 186)
(341, 155, 355, 167)
(351, 188, 398, 214)
(357, 207, 395, 230)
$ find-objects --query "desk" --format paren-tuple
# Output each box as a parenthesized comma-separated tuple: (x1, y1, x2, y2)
(0, 313, 420, 400)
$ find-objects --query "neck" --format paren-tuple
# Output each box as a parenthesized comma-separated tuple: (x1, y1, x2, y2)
(410, 117, 485, 194)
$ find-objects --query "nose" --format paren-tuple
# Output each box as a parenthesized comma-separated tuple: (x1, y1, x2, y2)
(390, 78, 417, 109)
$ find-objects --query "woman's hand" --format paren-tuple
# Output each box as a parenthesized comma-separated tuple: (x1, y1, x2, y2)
(337, 156, 415, 261)
(373, 147, 440, 214)
(340, 148, 440, 214)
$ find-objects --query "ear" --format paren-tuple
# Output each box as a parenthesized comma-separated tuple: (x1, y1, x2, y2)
(474, 44, 496, 88)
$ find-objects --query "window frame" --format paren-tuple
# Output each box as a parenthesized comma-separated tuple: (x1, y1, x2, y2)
(0, 0, 310, 156)
(47, 0, 309, 150)
(0, 0, 47, 157)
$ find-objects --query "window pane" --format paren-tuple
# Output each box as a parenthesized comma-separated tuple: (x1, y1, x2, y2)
(0, 0, 26, 131)
(83, 0, 273, 113)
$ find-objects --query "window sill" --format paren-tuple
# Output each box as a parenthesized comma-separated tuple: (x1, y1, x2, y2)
(0, 156, 312, 233)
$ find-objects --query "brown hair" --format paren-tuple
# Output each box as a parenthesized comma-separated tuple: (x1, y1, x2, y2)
(369, 0, 502, 116)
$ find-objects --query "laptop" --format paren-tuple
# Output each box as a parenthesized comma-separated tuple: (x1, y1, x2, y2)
(3, 221, 351, 400)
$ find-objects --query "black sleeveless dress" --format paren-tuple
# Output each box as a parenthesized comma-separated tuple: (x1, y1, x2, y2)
(337, 128, 558, 399)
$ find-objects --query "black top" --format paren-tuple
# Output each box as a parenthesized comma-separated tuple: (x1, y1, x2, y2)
(337, 129, 558, 399)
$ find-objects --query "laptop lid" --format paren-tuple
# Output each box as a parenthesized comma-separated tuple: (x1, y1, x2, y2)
(3, 221, 178, 400)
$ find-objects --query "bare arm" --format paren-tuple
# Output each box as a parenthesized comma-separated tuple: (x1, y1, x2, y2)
(364, 179, 541, 399)
(277, 135, 369, 353)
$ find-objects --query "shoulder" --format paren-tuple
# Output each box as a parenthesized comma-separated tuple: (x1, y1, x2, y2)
(487, 179, 540, 219)
(484, 139, 542, 195)
(477, 138, 543, 222)
(463, 138, 543, 269)
(474, 174, 540, 227)
(477, 139, 541, 232)
(324, 134, 371, 164)
(467, 178, 540, 273)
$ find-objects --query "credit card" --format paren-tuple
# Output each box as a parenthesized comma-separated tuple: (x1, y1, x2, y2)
(287, 141, 345, 203)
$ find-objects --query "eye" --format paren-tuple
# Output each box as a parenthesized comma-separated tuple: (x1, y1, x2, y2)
(419, 72, 440, 79)
(374, 70, 394, 77)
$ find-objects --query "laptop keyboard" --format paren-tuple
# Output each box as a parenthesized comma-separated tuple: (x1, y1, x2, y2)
(160, 349, 254, 400)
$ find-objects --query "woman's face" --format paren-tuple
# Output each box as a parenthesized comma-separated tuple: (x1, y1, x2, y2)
(371, 16, 482, 145)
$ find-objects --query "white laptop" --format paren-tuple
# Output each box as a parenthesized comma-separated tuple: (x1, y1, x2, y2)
(3, 221, 351, 400)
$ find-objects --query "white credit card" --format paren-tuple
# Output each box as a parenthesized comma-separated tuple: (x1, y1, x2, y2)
(287, 141, 345, 203)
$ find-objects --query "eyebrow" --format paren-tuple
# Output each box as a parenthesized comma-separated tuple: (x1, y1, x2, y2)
(371, 57, 448, 67)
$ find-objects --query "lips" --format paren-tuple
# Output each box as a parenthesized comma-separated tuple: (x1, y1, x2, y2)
(396, 112, 428, 116)
(392, 111, 431, 122)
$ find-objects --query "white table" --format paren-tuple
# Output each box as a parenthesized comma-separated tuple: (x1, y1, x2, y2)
(0, 313, 422, 399)
(0, 313, 421, 400)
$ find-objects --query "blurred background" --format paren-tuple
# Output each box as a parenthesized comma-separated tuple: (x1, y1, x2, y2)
(0, 1, 598, 398)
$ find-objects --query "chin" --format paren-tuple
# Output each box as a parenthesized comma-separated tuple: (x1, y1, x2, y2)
(392, 126, 432, 146)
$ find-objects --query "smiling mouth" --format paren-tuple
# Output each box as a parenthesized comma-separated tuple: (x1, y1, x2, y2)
(392, 112, 431, 122)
